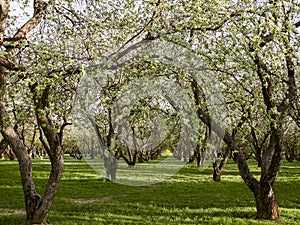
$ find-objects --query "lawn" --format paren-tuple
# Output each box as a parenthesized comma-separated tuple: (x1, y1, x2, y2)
(0, 156, 299, 224)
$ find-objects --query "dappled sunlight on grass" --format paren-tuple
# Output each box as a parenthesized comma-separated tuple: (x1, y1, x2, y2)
(0, 156, 299, 224)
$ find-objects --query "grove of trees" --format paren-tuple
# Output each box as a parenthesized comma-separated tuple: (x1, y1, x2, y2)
(0, 0, 299, 224)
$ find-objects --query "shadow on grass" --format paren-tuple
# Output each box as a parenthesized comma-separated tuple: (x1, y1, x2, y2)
(0, 157, 299, 225)
(46, 204, 257, 225)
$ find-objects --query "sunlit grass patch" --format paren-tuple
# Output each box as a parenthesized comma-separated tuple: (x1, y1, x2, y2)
(0, 156, 299, 224)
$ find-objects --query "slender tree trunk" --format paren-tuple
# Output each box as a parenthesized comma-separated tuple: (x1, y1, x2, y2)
(0, 91, 43, 222)
(212, 147, 230, 182)
(212, 156, 228, 182)
(250, 127, 264, 167)
(8, 148, 15, 160)
(190, 144, 202, 167)
(90, 139, 95, 159)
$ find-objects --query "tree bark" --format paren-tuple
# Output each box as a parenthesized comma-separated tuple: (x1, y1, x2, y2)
(212, 146, 230, 182)
(254, 182, 279, 220)
(0, 125, 42, 222)
(251, 127, 263, 167)
(31, 146, 64, 224)
(29, 81, 67, 223)
(195, 99, 282, 220)
(0, 86, 65, 225)
(212, 162, 221, 182)
(0, 138, 8, 155)
(0, 1, 55, 223)
(1, 66, 44, 223)
(104, 155, 118, 181)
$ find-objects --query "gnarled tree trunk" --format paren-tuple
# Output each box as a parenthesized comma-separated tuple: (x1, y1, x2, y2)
(254, 182, 279, 220)
(195, 94, 284, 220)
(0, 1, 57, 223)
(0, 105, 63, 224)
(0, 126, 42, 222)
(233, 127, 284, 220)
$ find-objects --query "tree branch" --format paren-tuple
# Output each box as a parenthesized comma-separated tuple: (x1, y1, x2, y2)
(190, 78, 258, 190)
(294, 20, 300, 28)
(58, 117, 72, 144)
(261, 129, 284, 185)
(0, 55, 25, 71)
(0, 1, 9, 45)
(13, 0, 48, 40)
(253, 53, 274, 112)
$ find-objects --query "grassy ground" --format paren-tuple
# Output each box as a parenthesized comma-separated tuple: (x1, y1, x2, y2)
(0, 156, 299, 225)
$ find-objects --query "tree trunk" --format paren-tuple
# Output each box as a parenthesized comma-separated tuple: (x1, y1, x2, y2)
(29, 85, 66, 224)
(212, 162, 221, 182)
(31, 147, 64, 224)
(0, 138, 8, 155)
(1, 123, 64, 225)
(254, 182, 279, 220)
(212, 147, 230, 182)
(256, 149, 262, 167)
(8, 148, 15, 160)
(0, 0, 58, 223)
(190, 144, 204, 168)
(0, 127, 46, 224)
(0, 92, 42, 220)
(104, 155, 118, 181)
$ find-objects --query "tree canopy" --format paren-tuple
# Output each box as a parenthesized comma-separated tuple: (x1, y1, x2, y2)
(0, 0, 299, 224)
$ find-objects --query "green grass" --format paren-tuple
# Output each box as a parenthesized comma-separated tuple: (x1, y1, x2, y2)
(0, 156, 299, 224)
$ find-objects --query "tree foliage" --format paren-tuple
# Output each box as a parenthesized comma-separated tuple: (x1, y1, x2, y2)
(0, 0, 299, 223)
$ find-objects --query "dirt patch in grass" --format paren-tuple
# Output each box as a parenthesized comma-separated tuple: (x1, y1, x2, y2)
(72, 194, 128, 204)
(0, 208, 25, 216)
